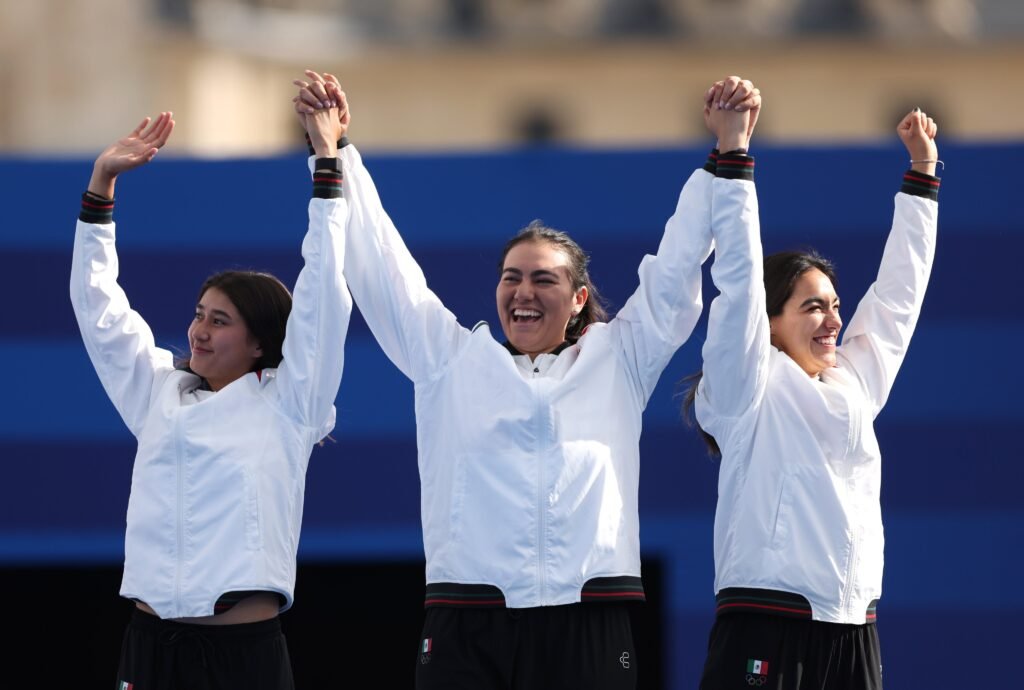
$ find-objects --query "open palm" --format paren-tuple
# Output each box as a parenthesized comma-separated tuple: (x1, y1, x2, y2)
(96, 112, 175, 177)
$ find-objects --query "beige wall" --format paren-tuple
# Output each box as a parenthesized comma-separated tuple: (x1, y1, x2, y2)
(1, 0, 1021, 155)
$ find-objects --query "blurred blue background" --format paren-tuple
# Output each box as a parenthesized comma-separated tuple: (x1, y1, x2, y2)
(1, 141, 1020, 687)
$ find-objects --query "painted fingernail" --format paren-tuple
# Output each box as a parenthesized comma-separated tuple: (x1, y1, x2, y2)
(315, 101, 324, 109)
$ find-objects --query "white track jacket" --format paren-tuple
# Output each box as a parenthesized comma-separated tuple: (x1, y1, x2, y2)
(337, 145, 714, 608)
(696, 172, 938, 624)
(70, 187, 350, 619)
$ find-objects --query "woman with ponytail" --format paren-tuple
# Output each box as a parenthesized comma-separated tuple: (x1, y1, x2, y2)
(292, 70, 760, 690)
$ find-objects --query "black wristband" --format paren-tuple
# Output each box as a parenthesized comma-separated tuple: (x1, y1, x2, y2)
(703, 148, 719, 175)
(716, 152, 755, 181)
(901, 169, 940, 201)
(314, 157, 342, 173)
(80, 191, 114, 224)
(312, 168, 343, 199)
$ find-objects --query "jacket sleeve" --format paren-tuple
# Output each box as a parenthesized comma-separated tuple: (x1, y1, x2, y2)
(695, 154, 770, 427)
(70, 194, 174, 437)
(332, 144, 468, 385)
(273, 164, 352, 435)
(611, 159, 716, 405)
(836, 170, 939, 416)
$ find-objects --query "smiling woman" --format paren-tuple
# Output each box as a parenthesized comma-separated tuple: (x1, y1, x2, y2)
(188, 287, 261, 392)
(292, 68, 760, 690)
(69, 104, 352, 689)
(683, 86, 941, 689)
(495, 221, 606, 358)
(185, 272, 292, 391)
(764, 252, 841, 378)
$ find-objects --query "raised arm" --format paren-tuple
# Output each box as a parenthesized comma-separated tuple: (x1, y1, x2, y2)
(272, 88, 353, 434)
(698, 77, 770, 420)
(836, 109, 940, 413)
(294, 71, 467, 385)
(611, 78, 759, 406)
(87, 113, 175, 199)
(610, 165, 712, 404)
(609, 81, 752, 404)
(70, 114, 176, 436)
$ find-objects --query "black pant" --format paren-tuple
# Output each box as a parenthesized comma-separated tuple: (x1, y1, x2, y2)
(415, 604, 638, 690)
(116, 609, 295, 690)
(699, 613, 882, 690)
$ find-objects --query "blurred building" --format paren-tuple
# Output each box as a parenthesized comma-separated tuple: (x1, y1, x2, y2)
(1, 0, 1022, 154)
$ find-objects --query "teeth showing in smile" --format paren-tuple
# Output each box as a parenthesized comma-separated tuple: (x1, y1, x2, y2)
(512, 308, 542, 322)
(813, 336, 836, 346)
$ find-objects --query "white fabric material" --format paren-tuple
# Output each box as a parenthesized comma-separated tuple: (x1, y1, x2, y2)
(696, 178, 938, 623)
(336, 145, 714, 608)
(70, 192, 351, 619)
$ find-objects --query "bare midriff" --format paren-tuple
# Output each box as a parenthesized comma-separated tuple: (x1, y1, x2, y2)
(135, 592, 280, 625)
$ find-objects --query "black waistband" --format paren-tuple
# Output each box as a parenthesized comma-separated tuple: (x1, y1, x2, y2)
(715, 587, 878, 623)
(425, 576, 645, 608)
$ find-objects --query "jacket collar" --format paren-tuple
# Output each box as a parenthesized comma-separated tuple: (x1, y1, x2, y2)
(502, 340, 574, 358)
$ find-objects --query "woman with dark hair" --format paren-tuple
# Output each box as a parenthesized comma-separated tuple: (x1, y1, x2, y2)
(181, 270, 295, 374)
(687, 86, 940, 688)
(292, 70, 758, 689)
(70, 104, 351, 689)
(497, 219, 610, 344)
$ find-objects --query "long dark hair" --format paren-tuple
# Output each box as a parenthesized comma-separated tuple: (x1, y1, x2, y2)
(178, 270, 293, 374)
(498, 220, 609, 342)
(682, 250, 838, 457)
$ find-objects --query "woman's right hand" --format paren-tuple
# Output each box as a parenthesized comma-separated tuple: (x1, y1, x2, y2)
(89, 112, 175, 198)
(703, 76, 760, 152)
(293, 70, 350, 158)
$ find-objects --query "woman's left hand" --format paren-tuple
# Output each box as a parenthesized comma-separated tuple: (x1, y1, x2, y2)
(293, 70, 350, 158)
(898, 108, 939, 175)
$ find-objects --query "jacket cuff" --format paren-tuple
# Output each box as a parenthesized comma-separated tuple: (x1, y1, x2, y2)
(312, 166, 343, 199)
(79, 191, 114, 224)
(715, 151, 754, 181)
(702, 148, 719, 175)
(901, 169, 940, 201)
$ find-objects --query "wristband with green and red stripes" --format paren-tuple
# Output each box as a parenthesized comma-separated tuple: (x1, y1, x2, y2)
(901, 169, 940, 201)
(79, 191, 114, 224)
(703, 148, 719, 175)
(716, 150, 754, 181)
(312, 161, 343, 199)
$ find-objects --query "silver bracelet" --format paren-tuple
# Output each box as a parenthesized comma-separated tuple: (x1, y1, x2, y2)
(910, 158, 944, 171)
